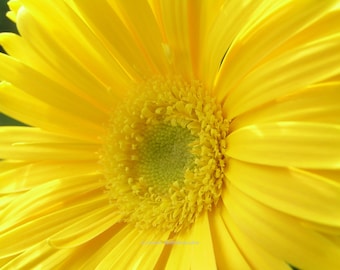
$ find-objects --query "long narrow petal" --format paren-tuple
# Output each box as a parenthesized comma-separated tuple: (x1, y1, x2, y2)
(94, 227, 141, 269)
(231, 82, 340, 131)
(0, 32, 56, 76)
(226, 122, 340, 169)
(222, 185, 340, 269)
(58, 224, 126, 269)
(1, 241, 70, 270)
(125, 230, 170, 270)
(107, 0, 170, 75)
(0, 82, 104, 142)
(0, 160, 100, 194)
(6, 0, 20, 22)
(0, 194, 18, 213)
(49, 205, 120, 248)
(95, 225, 166, 270)
(71, 0, 154, 80)
(220, 206, 292, 270)
(0, 193, 107, 258)
(209, 210, 252, 269)
(149, 0, 196, 79)
(163, 228, 194, 270)
(190, 213, 217, 269)
(0, 127, 99, 161)
(215, 0, 340, 105)
(17, 0, 131, 96)
(0, 173, 103, 232)
(0, 53, 109, 125)
(203, 0, 285, 89)
(226, 159, 340, 228)
(222, 34, 340, 118)
(308, 169, 340, 184)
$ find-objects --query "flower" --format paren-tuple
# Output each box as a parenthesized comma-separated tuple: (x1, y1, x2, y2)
(1, 0, 340, 269)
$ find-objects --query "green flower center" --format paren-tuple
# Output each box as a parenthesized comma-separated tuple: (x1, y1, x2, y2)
(138, 124, 195, 193)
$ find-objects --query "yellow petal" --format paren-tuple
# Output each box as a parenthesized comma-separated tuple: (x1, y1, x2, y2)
(0, 127, 99, 161)
(0, 160, 100, 194)
(204, 0, 285, 89)
(220, 205, 292, 270)
(227, 159, 340, 228)
(95, 225, 164, 270)
(231, 82, 340, 131)
(49, 205, 119, 248)
(1, 173, 103, 231)
(0, 32, 47, 68)
(0, 160, 28, 171)
(301, 220, 340, 236)
(0, 194, 19, 214)
(107, 0, 170, 75)
(209, 210, 251, 269)
(222, 33, 340, 118)
(0, 53, 109, 126)
(0, 255, 16, 269)
(0, 31, 124, 120)
(149, 0, 196, 79)
(0, 193, 107, 258)
(190, 213, 217, 270)
(16, 1, 131, 97)
(164, 227, 193, 270)
(308, 169, 340, 184)
(222, 185, 340, 269)
(72, 0, 155, 80)
(215, 0, 340, 107)
(7, 0, 22, 14)
(0, 30, 123, 113)
(263, 3, 340, 61)
(66, 224, 126, 269)
(125, 230, 170, 270)
(0, 82, 104, 142)
(1, 241, 70, 270)
(226, 122, 340, 169)
(160, 0, 224, 82)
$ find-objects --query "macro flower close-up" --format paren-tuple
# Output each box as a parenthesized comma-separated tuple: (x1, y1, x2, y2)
(1, 0, 340, 269)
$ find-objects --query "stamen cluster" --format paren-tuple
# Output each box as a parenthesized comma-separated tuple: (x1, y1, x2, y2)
(101, 78, 229, 232)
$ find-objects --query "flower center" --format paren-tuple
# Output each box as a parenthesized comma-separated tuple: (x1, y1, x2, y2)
(101, 78, 229, 232)
(138, 124, 195, 193)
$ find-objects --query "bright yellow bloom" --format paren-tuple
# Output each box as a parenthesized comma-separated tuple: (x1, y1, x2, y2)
(1, 0, 340, 269)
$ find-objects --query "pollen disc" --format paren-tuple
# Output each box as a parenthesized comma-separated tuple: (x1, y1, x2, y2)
(101, 78, 229, 232)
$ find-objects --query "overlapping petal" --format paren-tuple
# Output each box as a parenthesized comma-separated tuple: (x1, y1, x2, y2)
(0, 160, 100, 194)
(0, 193, 106, 258)
(71, 0, 155, 80)
(0, 174, 102, 232)
(222, 185, 340, 269)
(0, 82, 104, 141)
(226, 122, 340, 169)
(0, 0, 339, 268)
(226, 159, 340, 228)
(231, 82, 340, 130)
(0, 127, 100, 160)
(215, 0, 340, 107)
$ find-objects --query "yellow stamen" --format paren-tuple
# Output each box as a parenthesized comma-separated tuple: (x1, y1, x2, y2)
(101, 77, 229, 232)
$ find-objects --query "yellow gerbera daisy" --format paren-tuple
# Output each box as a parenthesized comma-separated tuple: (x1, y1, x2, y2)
(1, 0, 340, 269)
